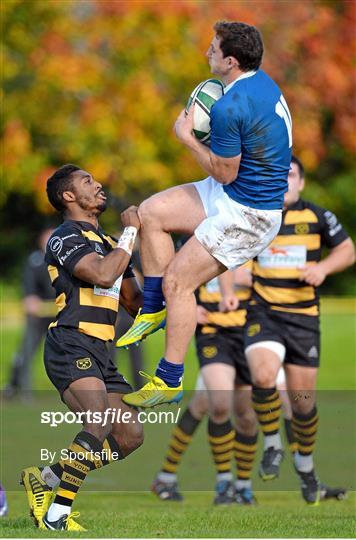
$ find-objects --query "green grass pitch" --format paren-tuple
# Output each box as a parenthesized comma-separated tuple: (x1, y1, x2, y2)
(1, 299, 355, 537)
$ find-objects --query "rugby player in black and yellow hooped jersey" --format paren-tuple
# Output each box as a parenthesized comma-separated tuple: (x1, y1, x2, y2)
(244, 156, 355, 504)
(152, 265, 259, 505)
(20, 165, 144, 531)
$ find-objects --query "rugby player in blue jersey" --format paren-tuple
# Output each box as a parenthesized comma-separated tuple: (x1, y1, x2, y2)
(118, 21, 293, 408)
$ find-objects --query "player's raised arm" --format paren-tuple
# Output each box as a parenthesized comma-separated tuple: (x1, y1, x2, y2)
(174, 107, 241, 185)
(73, 206, 140, 288)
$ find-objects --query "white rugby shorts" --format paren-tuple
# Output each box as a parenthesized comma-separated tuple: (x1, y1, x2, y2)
(193, 176, 282, 269)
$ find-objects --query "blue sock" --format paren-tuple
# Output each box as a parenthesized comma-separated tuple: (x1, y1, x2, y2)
(155, 358, 184, 388)
(141, 277, 165, 314)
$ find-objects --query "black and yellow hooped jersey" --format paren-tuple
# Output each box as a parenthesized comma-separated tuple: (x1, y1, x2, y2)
(45, 220, 134, 342)
(196, 262, 252, 334)
(252, 199, 349, 317)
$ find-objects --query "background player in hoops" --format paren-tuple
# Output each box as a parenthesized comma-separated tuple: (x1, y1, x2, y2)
(117, 21, 292, 408)
(21, 164, 144, 531)
(244, 156, 354, 503)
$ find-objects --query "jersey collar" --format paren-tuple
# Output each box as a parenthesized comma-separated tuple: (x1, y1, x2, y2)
(284, 198, 304, 212)
(224, 70, 257, 94)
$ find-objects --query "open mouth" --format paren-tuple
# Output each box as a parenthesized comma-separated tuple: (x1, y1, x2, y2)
(97, 191, 107, 200)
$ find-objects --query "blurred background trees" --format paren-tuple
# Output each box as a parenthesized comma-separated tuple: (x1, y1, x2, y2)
(1, 0, 355, 292)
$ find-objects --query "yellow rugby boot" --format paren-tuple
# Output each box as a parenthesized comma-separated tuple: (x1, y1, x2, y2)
(20, 466, 54, 528)
(42, 510, 86, 531)
(122, 371, 183, 408)
(116, 308, 166, 349)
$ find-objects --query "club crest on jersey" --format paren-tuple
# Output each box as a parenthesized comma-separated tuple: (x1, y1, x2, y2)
(247, 323, 261, 337)
(202, 346, 218, 359)
(76, 358, 92, 370)
(295, 223, 310, 235)
(95, 243, 104, 254)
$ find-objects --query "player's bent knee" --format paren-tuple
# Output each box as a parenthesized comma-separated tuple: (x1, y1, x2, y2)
(235, 410, 257, 434)
(83, 421, 112, 443)
(251, 366, 278, 388)
(291, 396, 316, 416)
(189, 396, 209, 419)
(138, 197, 161, 227)
(209, 401, 231, 423)
(111, 420, 144, 457)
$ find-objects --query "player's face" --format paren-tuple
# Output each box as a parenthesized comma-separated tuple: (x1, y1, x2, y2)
(207, 36, 230, 77)
(71, 170, 107, 215)
(284, 162, 305, 207)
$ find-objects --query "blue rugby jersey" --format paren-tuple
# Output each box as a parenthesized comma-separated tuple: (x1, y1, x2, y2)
(210, 70, 292, 210)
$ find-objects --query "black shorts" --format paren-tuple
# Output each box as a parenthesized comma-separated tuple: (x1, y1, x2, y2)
(44, 326, 132, 399)
(244, 305, 320, 368)
(195, 327, 251, 385)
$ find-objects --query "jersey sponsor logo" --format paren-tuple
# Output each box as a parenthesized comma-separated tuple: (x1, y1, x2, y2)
(307, 346, 318, 358)
(62, 234, 78, 241)
(324, 211, 342, 237)
(247, 323, 261, 337)
(58, 244, 85, 265)
(294, 223, 310, 235)
(49, 236, 63, 254)
(76, 358, 92, 370)
(202, 346, 218, 358)
(258, 245, 307, 268)
(94, 275, 123, 301)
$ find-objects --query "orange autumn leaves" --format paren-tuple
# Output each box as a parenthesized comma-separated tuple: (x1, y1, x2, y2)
(2, 0, 355, 213)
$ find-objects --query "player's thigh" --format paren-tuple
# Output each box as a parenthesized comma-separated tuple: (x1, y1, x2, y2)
(244, 310, 285, 386)
(245, 344, 284, 386)
(63, 376, 109, 414)
(107, 393, 143, 450)
(164, 235, 226, 294)
(139, 183, 206, 234)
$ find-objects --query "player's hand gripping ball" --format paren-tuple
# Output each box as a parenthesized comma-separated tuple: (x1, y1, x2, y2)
(185, 79, 224, 145)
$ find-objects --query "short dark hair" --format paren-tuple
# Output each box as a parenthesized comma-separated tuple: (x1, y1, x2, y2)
(291, 155, 305, 179)
(214, 21, 263, 71)
(46, 164, 81, 212)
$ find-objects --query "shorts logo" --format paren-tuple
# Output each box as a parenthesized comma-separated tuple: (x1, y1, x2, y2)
(202, 346, 218, 359)
(76, 358, 92, 370)
(247, 323, 261, 337)
(307, 346, 318, 358)
(295, 223, 310, 235)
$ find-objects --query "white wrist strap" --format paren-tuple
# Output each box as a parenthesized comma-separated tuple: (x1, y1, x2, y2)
(117, 226, 137, 256)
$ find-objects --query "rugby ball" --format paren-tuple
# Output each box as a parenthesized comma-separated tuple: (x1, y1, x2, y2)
(185, 79, 224, 144)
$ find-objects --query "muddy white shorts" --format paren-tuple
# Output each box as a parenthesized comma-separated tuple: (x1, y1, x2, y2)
(193, 176, 282, 270)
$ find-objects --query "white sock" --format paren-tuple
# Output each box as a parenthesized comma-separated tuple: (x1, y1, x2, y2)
(156, 472, 177, 484)
(235, 479, 252, 491)
(264, 433, 282, 450)
(294, 452, 314, 473)
(41, 466, 61, 488)
(47, 502, 71, 522)
(216, 472, 233, 483)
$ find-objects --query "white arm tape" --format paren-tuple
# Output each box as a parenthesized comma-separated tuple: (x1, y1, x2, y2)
(117, 226, 137, 256)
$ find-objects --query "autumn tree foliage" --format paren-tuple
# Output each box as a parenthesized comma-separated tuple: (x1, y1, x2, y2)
(1, 0, 355, 289)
